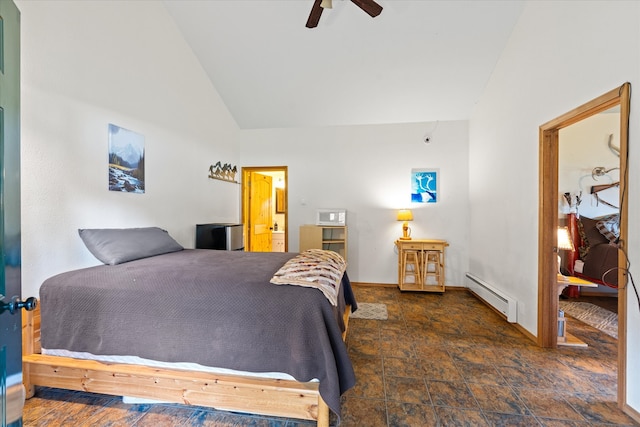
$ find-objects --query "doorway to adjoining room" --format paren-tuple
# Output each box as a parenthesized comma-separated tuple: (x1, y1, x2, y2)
(537, 83, 630, 408)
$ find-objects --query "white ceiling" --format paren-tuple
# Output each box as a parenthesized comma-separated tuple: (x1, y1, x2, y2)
(163, 0, 524, 130)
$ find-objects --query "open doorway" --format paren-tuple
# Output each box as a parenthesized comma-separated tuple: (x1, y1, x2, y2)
(538, 83, 630, 407)
(241, 166, 288, 252)
(555, 106, 621, 347)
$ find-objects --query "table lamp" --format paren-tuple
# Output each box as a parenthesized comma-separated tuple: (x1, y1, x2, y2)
(397, 209, 413, 240)
(557, 226, 574, 275)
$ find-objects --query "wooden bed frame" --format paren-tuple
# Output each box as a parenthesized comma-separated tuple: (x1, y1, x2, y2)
(22, 303, 352, 426)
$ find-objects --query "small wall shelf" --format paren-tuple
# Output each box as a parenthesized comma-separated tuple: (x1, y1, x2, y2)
(208, 162, 238, 183)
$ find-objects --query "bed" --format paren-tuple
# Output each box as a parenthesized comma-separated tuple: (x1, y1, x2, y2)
(22, 227, 356, 426)
(566, 212, 619, 290)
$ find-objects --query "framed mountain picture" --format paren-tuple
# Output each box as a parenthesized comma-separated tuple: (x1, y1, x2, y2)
(108, 124, 145, 193)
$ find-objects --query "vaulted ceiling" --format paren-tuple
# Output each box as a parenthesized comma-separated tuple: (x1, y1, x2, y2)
(163, 1, 524, 130)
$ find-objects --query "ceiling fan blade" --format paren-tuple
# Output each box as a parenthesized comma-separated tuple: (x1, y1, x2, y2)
(350, 0, 383, 18)
(306, 0, 324, 28)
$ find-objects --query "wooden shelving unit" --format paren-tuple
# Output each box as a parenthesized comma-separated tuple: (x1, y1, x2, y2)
(299, 225, 347, 261)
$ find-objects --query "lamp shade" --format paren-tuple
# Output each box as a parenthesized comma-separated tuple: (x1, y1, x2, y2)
(397, 209, 413, 222)
(557, 227, 574, 252)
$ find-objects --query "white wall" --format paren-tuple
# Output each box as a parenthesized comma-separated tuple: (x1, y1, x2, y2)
(469, 0, 640, 412)
(17, 0, 240, 298)
(559, 112, 620, 219)
(238, 121, 470, 286)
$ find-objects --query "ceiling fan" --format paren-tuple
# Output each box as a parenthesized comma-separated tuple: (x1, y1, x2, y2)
(306, 0, 383, 28)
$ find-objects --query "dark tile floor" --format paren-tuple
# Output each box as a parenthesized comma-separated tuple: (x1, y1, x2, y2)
(23, 286, 635, 426)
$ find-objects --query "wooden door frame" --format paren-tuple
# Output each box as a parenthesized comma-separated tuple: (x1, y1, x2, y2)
(538, 83, 630, 407)
(241, 166, 288, 252)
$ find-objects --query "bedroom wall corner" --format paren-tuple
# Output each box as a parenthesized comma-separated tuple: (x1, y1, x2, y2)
(16, 0, 241, 298)
(237, 121, 471, 287)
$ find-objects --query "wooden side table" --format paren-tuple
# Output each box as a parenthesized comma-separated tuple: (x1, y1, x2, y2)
(396, 239, 448, 292)
(557, 274, 597, 347)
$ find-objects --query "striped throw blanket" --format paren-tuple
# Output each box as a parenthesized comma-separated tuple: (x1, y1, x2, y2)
(270, 249, 347, 306)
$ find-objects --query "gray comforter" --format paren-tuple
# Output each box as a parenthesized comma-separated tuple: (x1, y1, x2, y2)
(39, 249, 357, 419)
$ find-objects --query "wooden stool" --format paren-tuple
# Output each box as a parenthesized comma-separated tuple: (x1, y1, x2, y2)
(423, 251, 441, 286)
(401, 250, 422, 284)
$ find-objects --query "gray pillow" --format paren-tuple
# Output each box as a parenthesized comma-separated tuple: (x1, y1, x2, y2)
(79, 227, 183, 265)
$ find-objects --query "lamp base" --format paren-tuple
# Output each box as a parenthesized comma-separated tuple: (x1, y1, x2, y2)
(398, 236, 412, 240)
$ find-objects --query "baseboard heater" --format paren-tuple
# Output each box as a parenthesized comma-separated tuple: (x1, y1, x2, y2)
(465, 272, 517, 323)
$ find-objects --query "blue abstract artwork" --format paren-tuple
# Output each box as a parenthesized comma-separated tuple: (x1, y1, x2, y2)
(411, 169, 438, 203)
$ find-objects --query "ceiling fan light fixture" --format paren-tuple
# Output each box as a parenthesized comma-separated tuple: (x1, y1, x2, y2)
(306, 0, 382, 28)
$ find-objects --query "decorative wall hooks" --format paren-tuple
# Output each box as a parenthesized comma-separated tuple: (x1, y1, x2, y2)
(208, 161, 238, 183)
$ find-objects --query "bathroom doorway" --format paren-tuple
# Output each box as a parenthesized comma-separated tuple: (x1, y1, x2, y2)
(241, 166, 288, 252)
